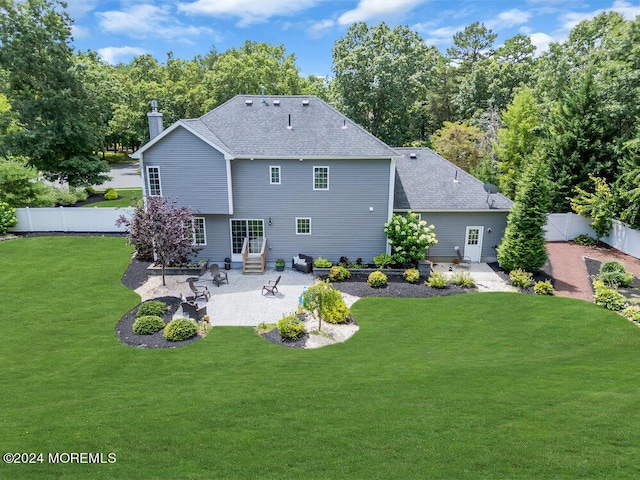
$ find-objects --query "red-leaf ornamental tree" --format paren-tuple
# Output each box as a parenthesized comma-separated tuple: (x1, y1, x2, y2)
(117, 196, 201, 285)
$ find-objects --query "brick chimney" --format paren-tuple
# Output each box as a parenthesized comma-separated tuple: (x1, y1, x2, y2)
(147, 100, 164, 140)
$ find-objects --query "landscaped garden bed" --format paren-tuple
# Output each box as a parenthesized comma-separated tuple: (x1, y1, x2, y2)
(146, 260, 208, 276)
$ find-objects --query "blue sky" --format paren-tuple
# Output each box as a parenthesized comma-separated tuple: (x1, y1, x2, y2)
(65, 0, 640, 77)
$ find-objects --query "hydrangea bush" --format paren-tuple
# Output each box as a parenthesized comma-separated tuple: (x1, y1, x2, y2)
(384, 212, 437, 266)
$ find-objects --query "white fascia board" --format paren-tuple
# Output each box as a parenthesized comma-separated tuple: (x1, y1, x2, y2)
(393, 209, 512, 213)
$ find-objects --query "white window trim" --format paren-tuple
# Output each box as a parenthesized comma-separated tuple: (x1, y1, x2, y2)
(296, 217, 312, 235)
(146, 166, 162, 196)
(313, 166, 329, 191)
(270, 166, 281, 185)
(192, 217, 207, 246)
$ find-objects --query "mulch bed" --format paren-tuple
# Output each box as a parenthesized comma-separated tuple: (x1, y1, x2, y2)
(585, 258, 640, 302)
(120, 255, 152, 290)
(73, 193, 125, 207)
(261, 329, 309, 348)
(322, 273, 474, 298)
(115, 295, 204, 348)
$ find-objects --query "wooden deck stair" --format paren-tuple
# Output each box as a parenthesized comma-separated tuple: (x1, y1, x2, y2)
(241, 236, 267, 274)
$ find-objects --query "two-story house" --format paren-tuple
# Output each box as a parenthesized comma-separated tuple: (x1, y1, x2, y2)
(132, 95, 399, 272)
(133, 95, 513, 271)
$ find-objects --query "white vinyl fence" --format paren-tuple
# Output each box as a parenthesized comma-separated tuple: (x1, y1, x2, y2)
(545, 212, 640, 260)
(9, 207, 134, 233)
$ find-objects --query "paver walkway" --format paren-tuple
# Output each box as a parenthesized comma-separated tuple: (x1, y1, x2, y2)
(546, 242, 640, 302)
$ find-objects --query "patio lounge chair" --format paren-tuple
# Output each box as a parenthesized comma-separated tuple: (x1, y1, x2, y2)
(180, 294, 207, 321)
(189, 280, 211, 301)
(454, 246, 471, 268)
(209, 263, 229, 287)
(261, 275, 281, 296)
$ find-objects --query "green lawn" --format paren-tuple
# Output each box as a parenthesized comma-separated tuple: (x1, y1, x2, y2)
(1, 237, 640, 479)
(102, 151, 137, 164)
(83, 188, 142, 208)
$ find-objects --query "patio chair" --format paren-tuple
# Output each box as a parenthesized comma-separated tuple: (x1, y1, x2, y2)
(188, 280, 211, 301)
(454, 246, 471, 268)
(180, 294, 207, 321)
(261, 275, 281, 296)
(209, 263, 229, 287)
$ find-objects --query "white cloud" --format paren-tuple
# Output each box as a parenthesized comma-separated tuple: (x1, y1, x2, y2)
(177, 0, 319, 27)
(308, 19, 335, 38)
(97, 4, 212, 39)
(489, 8, 532, 29)
(418, 24, 466, 46)
(71, 25, 89, 40)
(529, 32, 555, 53)
(98, 46, 147, 65)
(338, 0, 426, 25)
(62, 0, 100, 19)
(562, 0, 640, 31)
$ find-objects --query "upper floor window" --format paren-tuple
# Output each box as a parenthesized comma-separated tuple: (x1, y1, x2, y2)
(146, 166, 162, 196)
(270, 166, 281, 185)
(313, 166, 329, 190)
(192, 217, 207, 245)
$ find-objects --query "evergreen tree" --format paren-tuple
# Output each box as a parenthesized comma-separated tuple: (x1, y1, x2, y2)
(496, 157, 550, 273)
(543, 69, 617, 211)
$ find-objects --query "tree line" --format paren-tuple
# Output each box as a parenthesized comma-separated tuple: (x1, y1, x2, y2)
(0, 0, 638, 229)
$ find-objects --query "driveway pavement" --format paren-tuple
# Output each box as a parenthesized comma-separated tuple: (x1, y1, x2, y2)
(96, 163, 141, 190)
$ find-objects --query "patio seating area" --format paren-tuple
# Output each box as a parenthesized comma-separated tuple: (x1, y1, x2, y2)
(134, 262, 513, 327)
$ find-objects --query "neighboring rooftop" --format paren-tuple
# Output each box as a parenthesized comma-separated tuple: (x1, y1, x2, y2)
(394, 147, 513, 211)
(194, 95, 398, 159)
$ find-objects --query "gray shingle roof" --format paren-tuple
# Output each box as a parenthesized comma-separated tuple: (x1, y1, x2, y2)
(195, 95, 398, 158)
(394, 148, 513, 211)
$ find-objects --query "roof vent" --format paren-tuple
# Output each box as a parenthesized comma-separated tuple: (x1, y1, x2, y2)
(245, 99, 253, 106)
(302, 99, 310, 106)
(341, 119, 347, 130)
(273, 100, 280, 106)
(409, 153, 417, 159)
(287, 114, 293, 130)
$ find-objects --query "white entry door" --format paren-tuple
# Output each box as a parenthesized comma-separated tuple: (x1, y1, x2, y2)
(463, 226, 484, 263)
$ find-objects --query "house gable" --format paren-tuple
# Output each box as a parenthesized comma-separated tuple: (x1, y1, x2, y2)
(141, 125, 232, 214)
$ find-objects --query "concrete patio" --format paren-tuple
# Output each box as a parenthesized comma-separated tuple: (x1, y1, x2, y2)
(134, 263, 513, 327)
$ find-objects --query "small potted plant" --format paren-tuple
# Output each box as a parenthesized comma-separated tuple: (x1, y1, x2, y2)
(275, 258, 285, 271)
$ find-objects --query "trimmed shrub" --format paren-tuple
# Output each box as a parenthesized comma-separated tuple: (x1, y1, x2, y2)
(426, 272, 447, 289)
(373, 253, 394, 269)
(367, 271, 388, 288)
(600, 261, 626, 274)
(313, 257, 332, 268)
(533, 280, 554, 295)
(600, 271, 634, 288)
(403, 268, 420, 284)
(509, 268, 533, 288)
(572, 234, 597, 246)
(450, 272, 476, 288)
(593, 280, 626, 311)
(104, 188, 118, 200)
(621, 306, 640, 322)
(328, 265, 351, 282)
(277, 314, 305, 340)
(85, 186, 97, 195)
(0, 202, 18, 235)
(136, 300, 167, 317)
(133, 315, 165, 335)
(163, 318, 198, 341)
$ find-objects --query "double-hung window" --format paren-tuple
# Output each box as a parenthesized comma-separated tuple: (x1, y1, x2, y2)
(313, 166, 329, 190)
(270, 166, 281, 185)
(192, 217, 206, 245)
(296, 217, 311, 235)
(146, 166, 162, 196)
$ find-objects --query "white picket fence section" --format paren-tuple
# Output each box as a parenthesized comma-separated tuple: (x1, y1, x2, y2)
(9, 207, 134, 233)
(545, 212, 640, 259)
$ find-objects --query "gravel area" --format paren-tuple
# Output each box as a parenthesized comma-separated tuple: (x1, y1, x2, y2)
(260, 315, 359, 349)
(114, 296, 205, 348)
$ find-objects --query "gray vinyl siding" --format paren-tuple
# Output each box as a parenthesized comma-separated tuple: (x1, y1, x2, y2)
(414, 211, 509, 263)
(232, 158, 392, 264)
(142, 127, 230, 214)
(191, 215, 231, 263)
